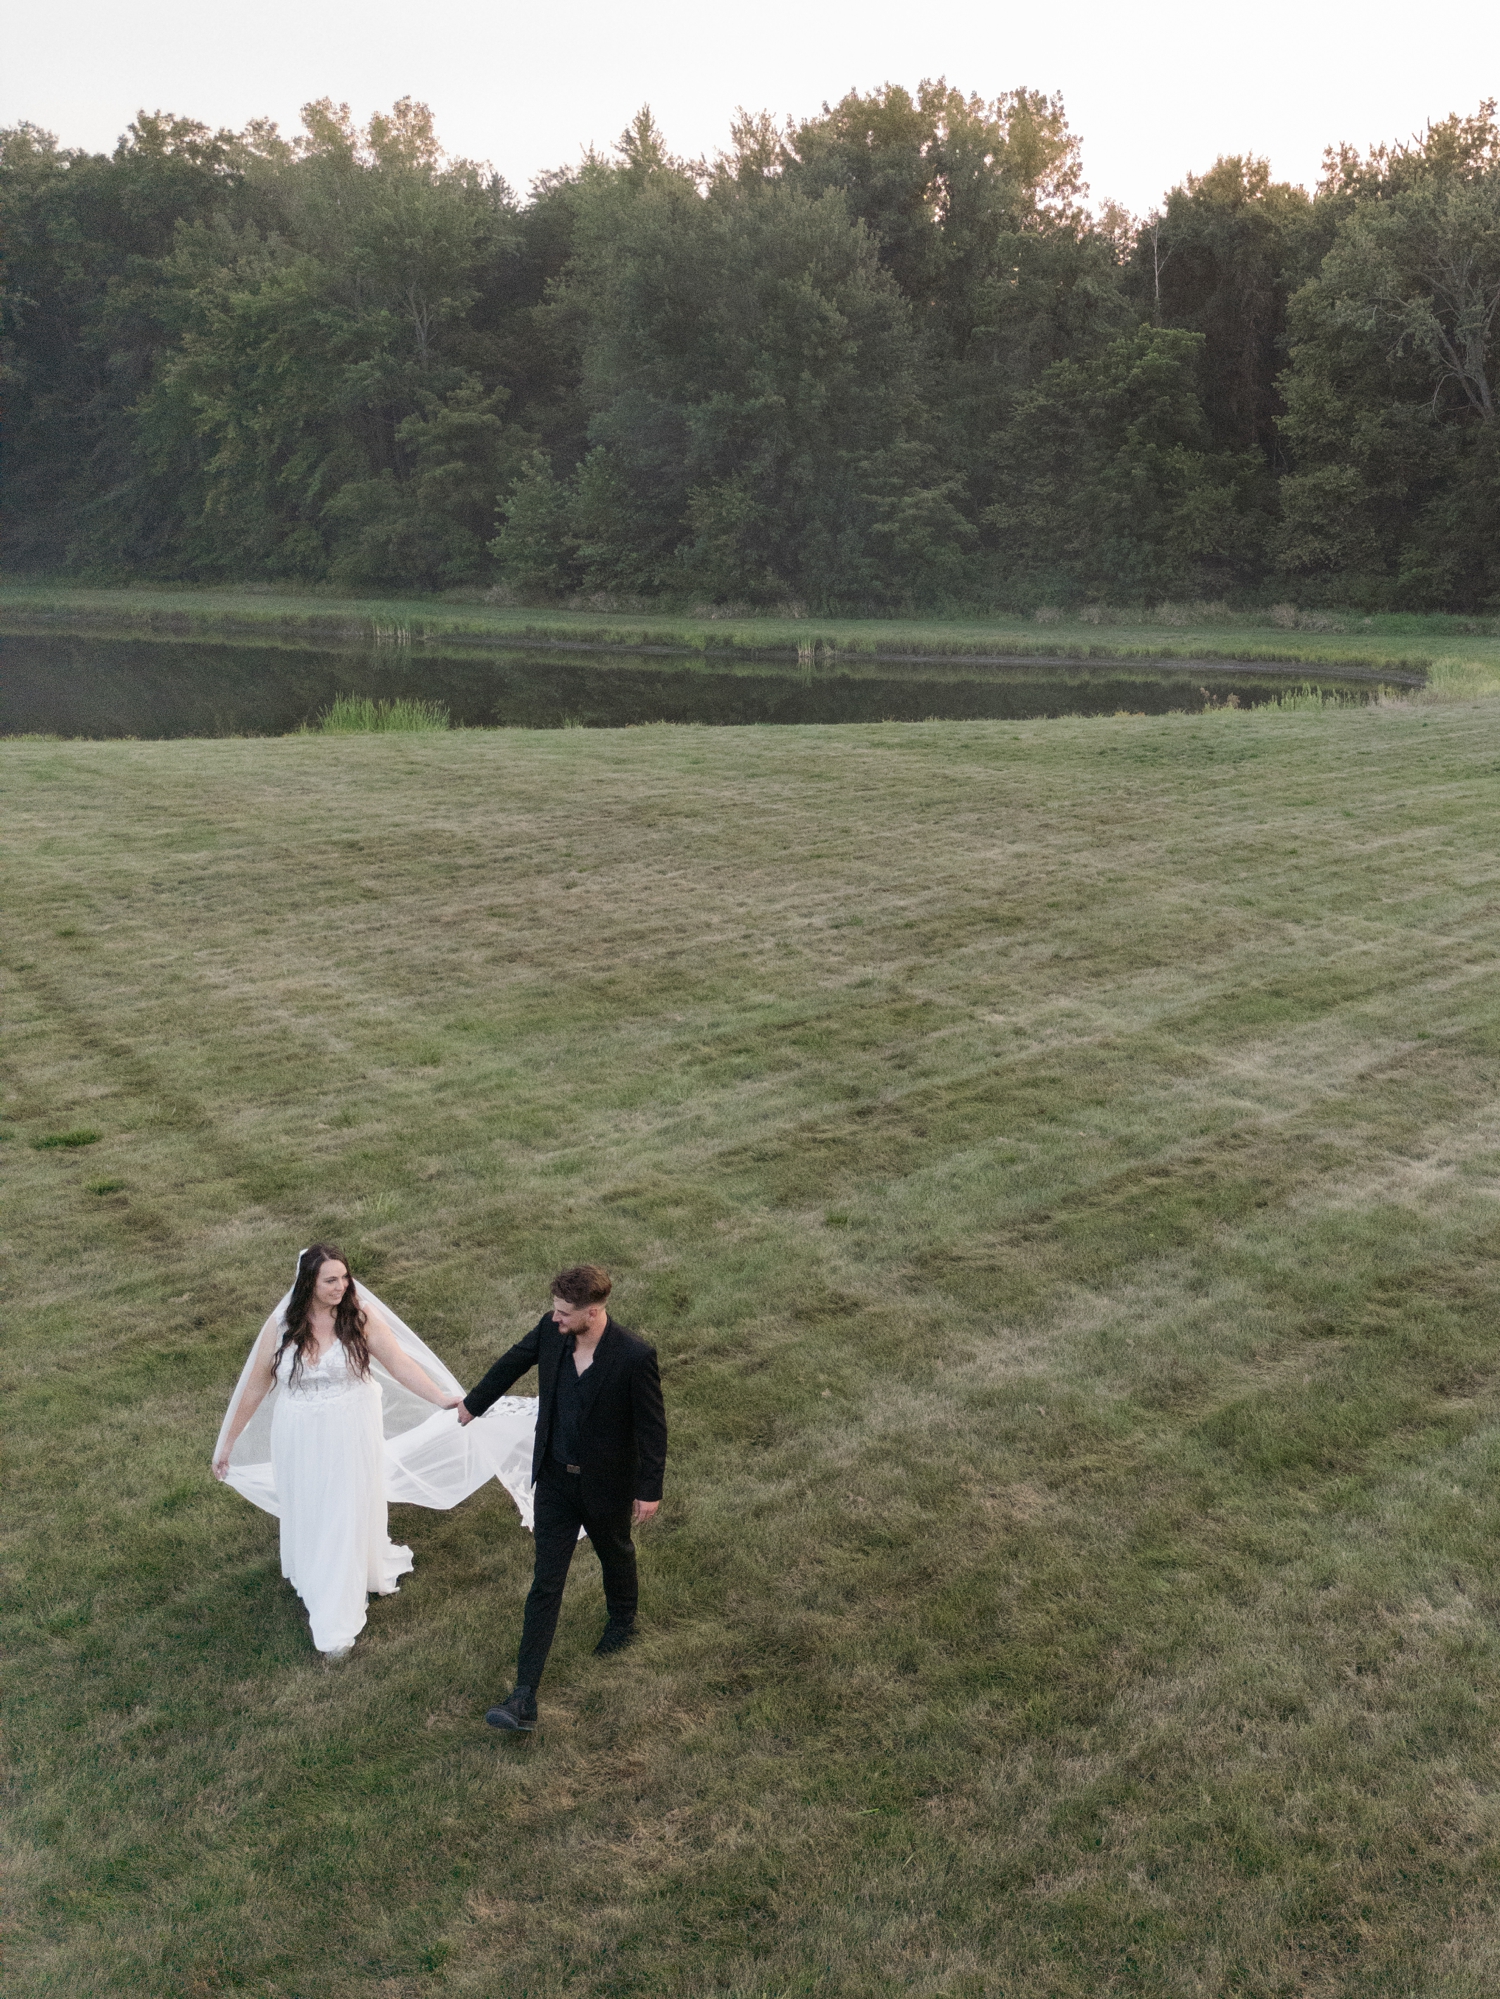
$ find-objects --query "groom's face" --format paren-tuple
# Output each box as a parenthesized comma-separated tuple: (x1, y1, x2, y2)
(552, 1296, 598, 1336)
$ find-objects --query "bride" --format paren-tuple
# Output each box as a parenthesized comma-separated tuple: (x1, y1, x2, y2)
(213, 1245, 537, 1658)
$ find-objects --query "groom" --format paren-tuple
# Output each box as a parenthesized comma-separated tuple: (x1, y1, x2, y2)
(458, 1264, 667, 1732)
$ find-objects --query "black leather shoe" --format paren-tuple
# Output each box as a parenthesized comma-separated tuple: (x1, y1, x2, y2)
(594, 1620, 637, 1656)
(485, 1686, 537, 1731)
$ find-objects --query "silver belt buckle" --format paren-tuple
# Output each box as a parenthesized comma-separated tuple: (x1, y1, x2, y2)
(565, 1462, 581, 1474)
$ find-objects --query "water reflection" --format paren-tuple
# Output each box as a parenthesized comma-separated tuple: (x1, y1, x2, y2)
(0, 632, 1384, 739)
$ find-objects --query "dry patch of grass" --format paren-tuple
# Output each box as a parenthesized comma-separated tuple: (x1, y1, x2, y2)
(7, 701, 1500, 1993)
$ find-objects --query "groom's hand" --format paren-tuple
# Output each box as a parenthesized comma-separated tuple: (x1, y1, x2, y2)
(456, 1401, 474, 1426)
(632, 1499, 660, 1526)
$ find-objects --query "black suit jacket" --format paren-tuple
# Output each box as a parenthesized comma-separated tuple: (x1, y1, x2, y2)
(463, 1314, 667, 1512)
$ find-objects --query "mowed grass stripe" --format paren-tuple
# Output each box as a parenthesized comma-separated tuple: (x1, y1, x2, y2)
(6, 707, 1500, 1994)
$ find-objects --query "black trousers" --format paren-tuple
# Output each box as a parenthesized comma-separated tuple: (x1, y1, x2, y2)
(515, 1464, 638, 1690)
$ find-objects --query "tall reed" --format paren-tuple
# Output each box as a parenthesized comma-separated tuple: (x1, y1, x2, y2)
(312, 694, 449, 733)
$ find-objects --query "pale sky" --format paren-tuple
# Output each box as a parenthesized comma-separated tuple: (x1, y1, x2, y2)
(6, 0, 1497, 218)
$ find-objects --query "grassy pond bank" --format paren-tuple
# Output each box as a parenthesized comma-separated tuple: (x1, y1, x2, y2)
(8, 582, 1489, 736)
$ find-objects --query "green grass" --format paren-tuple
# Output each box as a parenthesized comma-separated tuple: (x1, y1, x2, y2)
(1263, 681, 1372, 712)
(8, 698, 1500, 1994)
(313, 693, 450, 733)
(5, 578, 1500, 696)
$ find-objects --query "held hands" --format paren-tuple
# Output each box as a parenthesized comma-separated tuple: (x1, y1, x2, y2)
(455, 1401, 474, 1426)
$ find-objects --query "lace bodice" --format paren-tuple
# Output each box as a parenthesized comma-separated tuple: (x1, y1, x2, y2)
(276, 1338, 375, 1404)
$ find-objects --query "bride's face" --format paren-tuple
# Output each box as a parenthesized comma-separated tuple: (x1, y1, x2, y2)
(313, 1261, 350, 1311)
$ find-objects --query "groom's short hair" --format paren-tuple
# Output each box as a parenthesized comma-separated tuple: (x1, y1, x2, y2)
(551, 1263, 613, 1307)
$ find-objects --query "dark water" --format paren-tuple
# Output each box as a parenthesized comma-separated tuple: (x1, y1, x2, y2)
(0, 632, 1385, 738)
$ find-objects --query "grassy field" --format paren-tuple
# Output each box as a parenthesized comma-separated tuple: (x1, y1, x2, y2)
(7, 696, 1500, 1996)
(5, 580, 1500, 697)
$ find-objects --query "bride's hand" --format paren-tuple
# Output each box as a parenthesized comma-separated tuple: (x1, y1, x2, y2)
(442, 1394, 466, 1411)
(211, 1452, 230, 1481)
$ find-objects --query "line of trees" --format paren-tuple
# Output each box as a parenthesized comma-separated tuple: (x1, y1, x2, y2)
(4, 89, 1499, 610)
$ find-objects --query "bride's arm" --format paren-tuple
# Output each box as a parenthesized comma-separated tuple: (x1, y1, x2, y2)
(212, 1320, 280, 1478)
(364, 1311, 463, 1408)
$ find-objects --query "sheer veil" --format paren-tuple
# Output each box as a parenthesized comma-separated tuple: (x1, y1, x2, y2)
(214, 1266, 539, 1529)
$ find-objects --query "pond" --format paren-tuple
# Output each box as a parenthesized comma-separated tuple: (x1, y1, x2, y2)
(0, 632, 1407, 739)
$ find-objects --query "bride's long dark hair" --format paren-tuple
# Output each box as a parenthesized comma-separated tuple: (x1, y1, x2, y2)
(275, 1244, 372, 1383)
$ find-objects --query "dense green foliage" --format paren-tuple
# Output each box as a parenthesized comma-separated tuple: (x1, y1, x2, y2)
(5, 89, 1500, 608)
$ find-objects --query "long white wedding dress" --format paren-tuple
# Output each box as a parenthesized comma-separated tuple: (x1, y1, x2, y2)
(215, 1280, 537, 1656)
(270, 1338, 413, 1651)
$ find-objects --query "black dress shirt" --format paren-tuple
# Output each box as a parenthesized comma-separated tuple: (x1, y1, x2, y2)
(550, 1346, 585, 1467)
